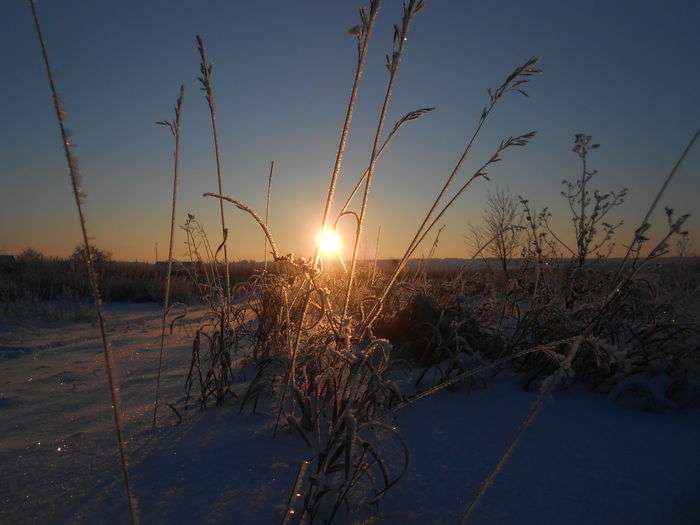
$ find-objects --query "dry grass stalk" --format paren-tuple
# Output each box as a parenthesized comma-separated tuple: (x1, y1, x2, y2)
(403, 57, 540, 253)
(264, 160, 275, 270)
(370, 224, 382, 285)
(460, 337, 581, 523)
(362, 123, 539, 332)
(273, 0, 382, 439)
(356, 58, 541, 332)
(197, 35, 231, 299)
(203, 193, 279, 259)
(315, 0, 381, 247)
(280, 459, 310, 525)
(390, 339, 577, 412)
(27, 0, 138, 521)
(342, 0, 424, 320)
(153, 85, 184, 427)
(518, 197, 545, 301)
(412, 223, 446, 283)
(612, 128, 699, 284)
(578, 130, 699, 333)
(339, 107, 434, 214)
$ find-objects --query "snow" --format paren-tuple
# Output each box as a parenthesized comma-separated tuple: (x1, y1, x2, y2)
(1, 304, 699, 523)
(383, 381, 700, 524)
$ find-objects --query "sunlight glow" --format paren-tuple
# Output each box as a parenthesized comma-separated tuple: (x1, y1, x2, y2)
(317, 228, 341, 256)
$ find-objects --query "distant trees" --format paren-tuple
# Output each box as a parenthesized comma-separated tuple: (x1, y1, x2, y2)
(17, 248, 45, 263)
(70, 245, 112, 271)
(467, 135, 628, 277)
(468, 189, 522, 278)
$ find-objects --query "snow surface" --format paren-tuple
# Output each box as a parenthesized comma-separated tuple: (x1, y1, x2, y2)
(1, 304, 699, 523)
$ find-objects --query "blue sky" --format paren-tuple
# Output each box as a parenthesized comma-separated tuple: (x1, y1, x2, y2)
(1, 0, 698, 260)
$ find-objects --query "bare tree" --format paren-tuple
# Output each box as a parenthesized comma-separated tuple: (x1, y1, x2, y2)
(476, 189, 522, 277)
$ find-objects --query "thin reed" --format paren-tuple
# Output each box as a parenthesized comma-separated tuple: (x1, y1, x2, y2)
(264, 160, 275, 270)
(197, 35, 231, 298)
(342, 0, 424, 320)
(272, 0, 382, 441)
(153, 85, 184, 426)
(27, 0, 138, 522)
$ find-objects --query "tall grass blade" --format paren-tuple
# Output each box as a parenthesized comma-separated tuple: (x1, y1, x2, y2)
(27, 1, 138, 521)
(153, 85, 184, 427)
(264, 160, 275, 270)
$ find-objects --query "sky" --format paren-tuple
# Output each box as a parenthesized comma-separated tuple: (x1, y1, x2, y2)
(1, 0, 699, 262)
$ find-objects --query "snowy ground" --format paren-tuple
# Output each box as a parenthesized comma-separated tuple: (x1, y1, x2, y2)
(1, 304, 699, 524)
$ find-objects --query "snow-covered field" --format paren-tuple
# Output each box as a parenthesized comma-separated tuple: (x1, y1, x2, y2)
(1, 304, 699, 524)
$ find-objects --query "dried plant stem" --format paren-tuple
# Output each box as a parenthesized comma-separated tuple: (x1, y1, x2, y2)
(281, 459, 310, 525)
(460, 388, 548, 523)
(339, 128, 401, 215)
(197, 35, 231, 300)
(315, 0, 381, 254)
(273, 0, 382, 439)
(359, 58, 540, 331)
(370, 224, 381, 285)
(339, 107, 434, 214)
(468, 225, 519, 262)
(390, 341, 569, 413)
(204, 193, 279, 259)
(461, 338, 581, 524)
(413, 224, 445, 281)
(264, 160, 275, 270)
(584, 128, 698, 333)
(543, 220, 575, 256)
(577, 148, 589, 267)
(363, 132, 537, 332)
(342, 0, 420, 320)
(153, 85, 184, 427)
(28, 1, 137, 522)
(612, 128, 699, 284)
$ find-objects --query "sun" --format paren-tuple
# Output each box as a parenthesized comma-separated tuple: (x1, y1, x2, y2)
(317, 228, 341, 256)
